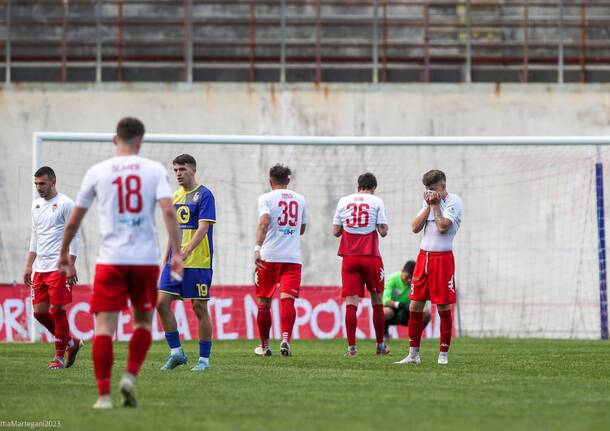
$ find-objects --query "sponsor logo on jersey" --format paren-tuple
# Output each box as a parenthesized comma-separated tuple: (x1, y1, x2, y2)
(118, 216, 143, 227)
(280, 227, 296, 236)
(176, 205, 190, 223)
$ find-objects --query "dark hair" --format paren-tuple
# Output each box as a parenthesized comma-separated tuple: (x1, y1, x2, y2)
(116, 117, 145, 143)
(34, 166, 56, 180)
(269, 164, 291, 185)
(173, 154, 197, 168)
(402, 260, 416, 275)
(422, 170, 446, 187)
(357, 172, 377, 191)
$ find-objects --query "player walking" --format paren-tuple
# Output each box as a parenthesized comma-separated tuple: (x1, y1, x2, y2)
(23, 166, 83, 369)
(58, 117, 183, 409)
(157, 154, 216, 371)
(254, 165, 307, 357)
(395, 169, 462, 366)
(333, 172, 389, 357)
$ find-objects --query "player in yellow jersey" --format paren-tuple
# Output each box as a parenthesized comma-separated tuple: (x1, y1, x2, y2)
(157, 154, 216, 371)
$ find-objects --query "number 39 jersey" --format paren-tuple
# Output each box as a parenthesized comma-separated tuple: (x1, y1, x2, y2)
(333, 193, 388, 257)
(258, 189, 308, 264)
(75, 155, 172, 265)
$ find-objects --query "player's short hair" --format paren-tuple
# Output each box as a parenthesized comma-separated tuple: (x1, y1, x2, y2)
(34, 166, 56, 180)
(402, 260, 416, 275)
(422, 170, 446, 187)
(116, 117, 145, 143)
(173, 154, 197, 168)
(269, 164, 291, 185)
(357, 172, 377, 191)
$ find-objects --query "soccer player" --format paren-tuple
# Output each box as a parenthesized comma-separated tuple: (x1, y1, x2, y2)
(23, 166, 83, 369)
(254, 164, 307, 356)
(383, 260, 430, 340)
(57, 117, 183, 409)
(333, 172, 389, 357)
(395, 169, 462, 366)
(157, 154, 216, 371)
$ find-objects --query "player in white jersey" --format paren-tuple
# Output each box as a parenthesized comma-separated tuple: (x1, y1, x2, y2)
(333, 173, 389, 357)
(57, 118, 183, 409)
(395, 169, 463, 366)
(23, 166, 83, 370)
(254, 164, 307, 357)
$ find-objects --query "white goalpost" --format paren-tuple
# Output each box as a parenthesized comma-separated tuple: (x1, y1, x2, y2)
(28, 132, 610, 341)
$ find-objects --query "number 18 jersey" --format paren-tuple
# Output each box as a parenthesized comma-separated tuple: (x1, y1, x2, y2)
(75, 154, 172, 265)
(333, 193, 387, 257)
(258, 189, 308, 264)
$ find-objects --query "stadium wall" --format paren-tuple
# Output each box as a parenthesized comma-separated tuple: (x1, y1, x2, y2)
(1, 83, 610, 339)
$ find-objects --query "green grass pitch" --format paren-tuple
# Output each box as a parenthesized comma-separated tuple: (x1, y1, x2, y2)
(1, 338, 609, 431)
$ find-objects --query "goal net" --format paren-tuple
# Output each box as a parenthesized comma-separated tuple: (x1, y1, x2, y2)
(12, 134, 610, 340)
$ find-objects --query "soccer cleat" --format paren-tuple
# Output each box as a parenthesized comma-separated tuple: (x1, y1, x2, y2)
(92, 395, 113, 410)
(254, 346, 272, 356)
(65, 338, 84, 369)
(190, 359, 210, 372)
(280, 341, 292, 356)
(344, 346, 357, 358)
(160, 352, 188, 370)
(376, 343, 390, 355)
(119, 373, 137, 407)
(393, 354, 421, 365)
(48, 357, 65, 369)
(438, 352, 449, 365)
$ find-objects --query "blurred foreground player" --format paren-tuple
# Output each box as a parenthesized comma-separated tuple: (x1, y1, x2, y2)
(24, 166, 83, 369)
(58, 117, 183, 408)
(333, 173, 389, 357)
(395, 169, 462, 366)
(157, 154, 217, 371)
(254, 165, 307, 356)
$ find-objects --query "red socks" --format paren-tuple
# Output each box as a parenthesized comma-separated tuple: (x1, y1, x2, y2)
(345, 304, 358, 346)
(280, 298, 296, 343)
(126, 328, 152, 376)
(257, 304, 272, 348)
(51, 309, 69, 358)
(439, 309, 452, 352)
(408, 311, 424, 348)
(34, 312, 55, 336)
(372, 304, 385, 344)
(92, 335, 113, 396)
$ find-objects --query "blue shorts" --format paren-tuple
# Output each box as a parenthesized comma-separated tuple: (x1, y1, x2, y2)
(159, 266, 213, 300)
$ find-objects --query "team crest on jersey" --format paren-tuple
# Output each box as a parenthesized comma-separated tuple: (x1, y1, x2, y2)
(192, 192, 200, 203)
(52, 204, 58, 211)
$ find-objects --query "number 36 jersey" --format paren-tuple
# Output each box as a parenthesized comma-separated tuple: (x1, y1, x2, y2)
(258, 189, 308, 264)
(333, 193, 388, 257)
(76, 155, 172, 265)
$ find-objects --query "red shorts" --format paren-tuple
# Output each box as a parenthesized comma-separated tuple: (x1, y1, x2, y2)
(341, 255, 384, 297)
(255, 262, 302, 298)
(32, 271, 72, 306)
(410, 250, 456, 305)
(91, 264, 160, 313)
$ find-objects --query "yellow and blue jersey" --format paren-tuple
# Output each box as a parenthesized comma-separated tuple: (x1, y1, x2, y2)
(172, 184, 216, 269)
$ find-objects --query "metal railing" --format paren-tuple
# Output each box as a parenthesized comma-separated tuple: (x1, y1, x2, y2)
(1, 0, 610, 83)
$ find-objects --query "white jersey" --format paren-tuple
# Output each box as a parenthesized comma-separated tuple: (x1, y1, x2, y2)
(419, 193, 463, 252)
(75, 155, 172, 265)
(29, 193, 79, 273)
(258, 189, 307, 264)
(333, 193, 387, 256)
